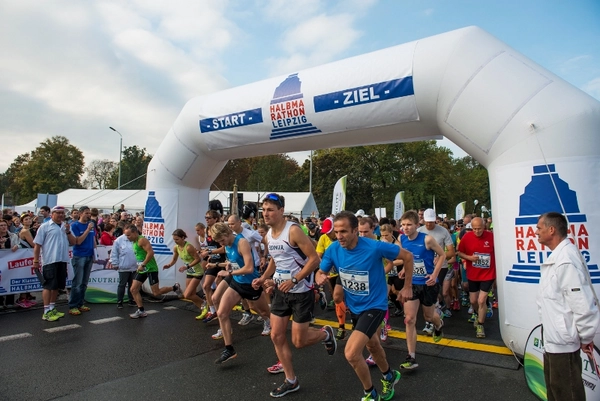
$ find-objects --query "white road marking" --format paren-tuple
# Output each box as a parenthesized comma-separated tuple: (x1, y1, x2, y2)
(163, 306, 178, 310)
(146, 310, 159, 315)
(44, 324, 81, 333)
(0, 333, 33, 342)
(89, 317, 123, 325)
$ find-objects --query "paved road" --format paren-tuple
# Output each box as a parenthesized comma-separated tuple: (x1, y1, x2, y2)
(0, 297, 537, 401)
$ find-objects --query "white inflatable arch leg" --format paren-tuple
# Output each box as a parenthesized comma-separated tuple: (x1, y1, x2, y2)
(145, 26, 600, 355)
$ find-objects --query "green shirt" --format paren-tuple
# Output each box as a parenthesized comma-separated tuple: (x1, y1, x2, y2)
(133, 235, 158, 273)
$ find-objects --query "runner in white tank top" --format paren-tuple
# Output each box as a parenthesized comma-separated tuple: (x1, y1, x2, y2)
(252, 193, 337, 398)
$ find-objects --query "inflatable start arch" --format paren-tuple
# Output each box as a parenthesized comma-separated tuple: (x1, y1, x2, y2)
(145, 26, 600, 355)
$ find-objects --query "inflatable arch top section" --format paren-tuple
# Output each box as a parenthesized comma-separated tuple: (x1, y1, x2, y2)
(146, 26, 600, 355)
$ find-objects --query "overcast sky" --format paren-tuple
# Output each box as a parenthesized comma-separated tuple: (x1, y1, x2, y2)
(1, 0, 598, 174)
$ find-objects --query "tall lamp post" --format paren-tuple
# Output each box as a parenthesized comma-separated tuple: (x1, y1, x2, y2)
(109, 127, 123, 189)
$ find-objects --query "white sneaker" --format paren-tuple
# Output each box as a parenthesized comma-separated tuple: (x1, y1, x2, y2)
(261, 319, 271, 336)
(239, 312, 254, 326)
(422, 322, 433, 335)
(468, 306, 474, 314)
(212, 328, 223, 340)
(130, 309, 148, 319)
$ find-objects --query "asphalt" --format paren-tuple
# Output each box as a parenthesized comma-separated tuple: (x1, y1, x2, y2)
(0, 293, 537, 401)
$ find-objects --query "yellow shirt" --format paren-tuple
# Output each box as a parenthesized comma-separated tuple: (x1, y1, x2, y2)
(316, 235, 338, 276)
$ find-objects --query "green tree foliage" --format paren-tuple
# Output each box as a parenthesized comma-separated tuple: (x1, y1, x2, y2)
(297, 141, 489, 218)
(213, 154, 302, 192)
(2, 136, 84, 204)
(83, 159, 118, 189)
(106, 145, 153, 189)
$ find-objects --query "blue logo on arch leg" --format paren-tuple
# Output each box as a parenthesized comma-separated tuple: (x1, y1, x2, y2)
(507, 164, 599, 284)
(143, 191, 172, 255)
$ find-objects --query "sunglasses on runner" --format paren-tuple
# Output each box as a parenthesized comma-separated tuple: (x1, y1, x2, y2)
(264, 193, 284, 208)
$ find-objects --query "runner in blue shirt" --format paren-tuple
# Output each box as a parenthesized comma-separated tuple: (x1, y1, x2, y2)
(316, 211, 414, 401)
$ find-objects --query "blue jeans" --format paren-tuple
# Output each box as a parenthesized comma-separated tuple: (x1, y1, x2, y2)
(68, 256, 93, 309)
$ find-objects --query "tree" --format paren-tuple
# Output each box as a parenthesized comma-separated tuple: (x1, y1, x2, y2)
(4, 137, 84, 203)
(83, 159, 118, 189)
(107, 145, 153, 189)
(213, 154, 302, 192)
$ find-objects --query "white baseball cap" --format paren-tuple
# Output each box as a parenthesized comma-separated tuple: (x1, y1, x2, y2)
(423, 208, 437, 222)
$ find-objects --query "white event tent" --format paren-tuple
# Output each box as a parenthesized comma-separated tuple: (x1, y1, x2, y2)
(15, 189, 319, 218)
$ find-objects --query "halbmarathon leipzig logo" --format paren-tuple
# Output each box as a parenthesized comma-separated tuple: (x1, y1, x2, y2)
(269, 73, 321, 140)
(143, 191, 172, 256)
(506, 164, 598, 284)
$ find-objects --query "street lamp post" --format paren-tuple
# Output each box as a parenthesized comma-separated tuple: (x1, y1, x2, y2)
(109, 127, 123, 189)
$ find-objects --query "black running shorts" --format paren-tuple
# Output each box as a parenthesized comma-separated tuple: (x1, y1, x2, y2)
(270, 289, 314, 323)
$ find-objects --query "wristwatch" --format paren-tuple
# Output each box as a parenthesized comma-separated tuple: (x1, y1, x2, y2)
(291, 277, 299, 284)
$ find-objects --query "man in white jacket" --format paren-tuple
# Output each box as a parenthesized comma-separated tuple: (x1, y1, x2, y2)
(110, 233, 139, 309)
(536, 212, 600, 401)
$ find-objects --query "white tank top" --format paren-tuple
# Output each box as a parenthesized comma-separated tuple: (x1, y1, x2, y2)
(267, 221, 312, 293)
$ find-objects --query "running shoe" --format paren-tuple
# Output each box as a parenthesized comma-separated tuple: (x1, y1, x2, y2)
(361, 393, 381, 401)
(42, 310, 59, 322)
(327, 300, 335, 308)
(173, 283, 183, 297)
(51, 309, 65, 318)
(433, 321, 444, 343)
(197, 306, 209, 320)
(442, 309, 452, 318)
(267, 361, 284, 374)
(270, 379, 300, 398)
(214, 347, 237, 364)
(452, 300, 460, 311)
(468, 313, 477, 323)
(468, 306, 474, 314)
(202, 312, 218, 323)
(461, 297, 470, 307)
(486, 305, 493, 318)
(261, 320, 271, 336)
(130, 309, 148, 319)
(422, 322, 433, 335)
(318, 290, 327, 310)
(78, 305, 91, 312)
(399, 354, 418, 370)
(492, 300, 499, 309)
(321, 325, 337, 356)
(365, 355, 376, 366)
(24, 299, 37, 307)
(380, 370, 401, 401)
(335, 327, 346, 341)
(117, 302, 124, 309)
(392, 307, 404, 317)
(15, 299, 31, 308)
(476, 324, 486, 338)
(239, 312, 254, 326)
(380, 324, 390, 342)
(212, 328, 224, 340)
(69, 307, 81, 316)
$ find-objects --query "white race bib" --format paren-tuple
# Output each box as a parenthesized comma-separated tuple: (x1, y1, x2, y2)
(273, 269, 292, 286)
(339, 268, 369, 296)
(230, 262, 241, 271)
(413, 259, 426, 277)
(473, 253, 491, 268)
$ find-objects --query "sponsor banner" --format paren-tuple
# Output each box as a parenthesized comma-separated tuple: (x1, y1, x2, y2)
(496, 158, 600, 349)
(394, 191, 405, 220)
(331, 175, 347, 215)
(524, 324, 600, 400)
(143, 190, 177, 289)
(0, 247, 120, 302)
(456, 201, 466, 221)
(198, 41, 419, 150)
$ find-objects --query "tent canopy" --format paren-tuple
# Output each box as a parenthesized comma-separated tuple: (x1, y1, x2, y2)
(15, 189, 319, 218)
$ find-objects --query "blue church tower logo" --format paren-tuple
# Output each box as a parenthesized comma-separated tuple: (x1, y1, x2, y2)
(506, 164, 598, 284)
(269, 73, 321, 140)
(143, 191, 172, 255)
